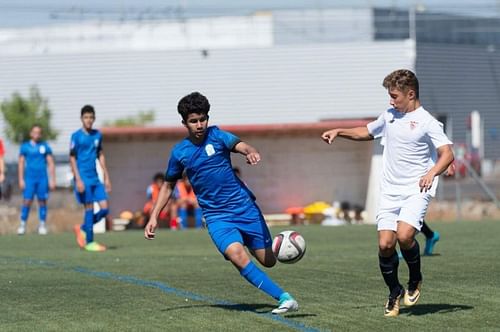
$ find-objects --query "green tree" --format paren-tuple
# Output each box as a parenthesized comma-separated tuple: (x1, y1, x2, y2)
(103, 110, 156, 127)
(1, 86, 58, 143)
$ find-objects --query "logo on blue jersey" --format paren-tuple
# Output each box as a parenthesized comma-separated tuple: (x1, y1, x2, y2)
(39, 145, 46, 154)
(94, 139, 99, 147)
(205, 144, 215, 156)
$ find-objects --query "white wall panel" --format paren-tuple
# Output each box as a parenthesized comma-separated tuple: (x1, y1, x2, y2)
(0, 40, 413, 158)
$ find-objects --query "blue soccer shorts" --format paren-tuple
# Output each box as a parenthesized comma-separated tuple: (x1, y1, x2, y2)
(75, 182, 108, 205)
(23, 178, 49, 200)
(206, 202, 273, 256)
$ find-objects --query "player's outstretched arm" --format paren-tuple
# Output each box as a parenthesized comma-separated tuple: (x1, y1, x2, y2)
(233, 142, 261, 165)
(145, 181, 176, 240)
(321, 127, 373, 144)
(419, 144, 454, 192)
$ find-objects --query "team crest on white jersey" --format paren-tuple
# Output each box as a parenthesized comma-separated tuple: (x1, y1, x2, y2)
(39, 145, 46, 154)
(410, 121, 418, 130)
(205, 144, 215, 156)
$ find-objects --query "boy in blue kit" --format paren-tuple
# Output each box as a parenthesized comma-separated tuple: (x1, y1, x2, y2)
(70, 105, 112, 252)
(17, 125, 56, 235)
(144, 92, 298, 314)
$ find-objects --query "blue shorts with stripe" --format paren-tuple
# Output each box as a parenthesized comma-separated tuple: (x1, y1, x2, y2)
(205, 202, 273, 256)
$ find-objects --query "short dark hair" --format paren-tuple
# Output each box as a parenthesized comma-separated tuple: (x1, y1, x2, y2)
(31, 123, 42, 131)
(382, 69, 419, 98)
(153, 172, 165, 182)
(81, 105, 95, 117)
(177, 92, 210, 121)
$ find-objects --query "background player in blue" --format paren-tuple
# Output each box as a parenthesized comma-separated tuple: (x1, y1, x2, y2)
(70, 105, 112, 252)
(17, 124, 56, 235)
(144, 92, 299, 314)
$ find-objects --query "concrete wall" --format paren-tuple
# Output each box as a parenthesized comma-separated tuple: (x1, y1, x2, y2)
(104, 133, 373, 216)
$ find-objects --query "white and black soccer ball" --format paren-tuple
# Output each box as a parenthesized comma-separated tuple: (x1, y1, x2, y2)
(272, 230, 306, 264)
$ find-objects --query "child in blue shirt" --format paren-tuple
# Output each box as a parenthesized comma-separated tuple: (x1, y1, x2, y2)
(70, 105, 112, 252)
(144, 92, 298, 314)
(17, 125, 56, 235)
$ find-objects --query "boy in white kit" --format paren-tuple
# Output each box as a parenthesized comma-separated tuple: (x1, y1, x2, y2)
(321, 69, 454, 317)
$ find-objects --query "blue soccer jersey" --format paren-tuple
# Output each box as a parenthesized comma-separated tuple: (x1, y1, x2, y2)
(20, 141, 53, 179)
(70, 129, 103, 184)
(166, 126, 256, 223)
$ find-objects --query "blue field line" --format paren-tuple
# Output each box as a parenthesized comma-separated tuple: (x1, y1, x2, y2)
(2, 256, 325, 332)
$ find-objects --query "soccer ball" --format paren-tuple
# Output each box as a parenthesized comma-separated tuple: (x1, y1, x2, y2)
(272, 230, 306, 264)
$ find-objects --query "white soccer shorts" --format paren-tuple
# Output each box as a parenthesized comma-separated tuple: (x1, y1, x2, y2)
(376, 192, 432, 231)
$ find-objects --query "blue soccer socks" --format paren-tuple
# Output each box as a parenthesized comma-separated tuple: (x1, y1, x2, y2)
(83, 209, 94, 243)
(240, 261, 284, 300)
(94, 208, 109, 224)
(20, 204, 30, 222)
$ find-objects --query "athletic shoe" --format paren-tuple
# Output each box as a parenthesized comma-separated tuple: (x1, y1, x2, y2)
(272, 292, 299, 314)
(73, 224, 86, 249)
(424, 231, 440, 256)
(84, 242, 107, 252)
(38, 224, 48, 235)
(17, 224, 26, 235)
(404, 280, 422, 306)
(384, 286, 404, 317)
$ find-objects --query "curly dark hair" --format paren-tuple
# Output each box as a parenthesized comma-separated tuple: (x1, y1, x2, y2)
(177, 92, 210, 121)
(382, 69, 419, 98)
(81, 104, 95, 117)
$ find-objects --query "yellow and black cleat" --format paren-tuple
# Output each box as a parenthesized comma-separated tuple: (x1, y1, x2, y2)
(404, 281, 422, 306)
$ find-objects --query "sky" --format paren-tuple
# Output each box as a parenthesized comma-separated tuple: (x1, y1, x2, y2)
(0, 0, 498, 28)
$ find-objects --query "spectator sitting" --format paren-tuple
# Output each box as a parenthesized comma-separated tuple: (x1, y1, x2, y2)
(174, 171, 203, 228)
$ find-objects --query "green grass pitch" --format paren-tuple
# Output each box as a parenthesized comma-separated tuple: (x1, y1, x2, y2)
(1, 220, 499, 331)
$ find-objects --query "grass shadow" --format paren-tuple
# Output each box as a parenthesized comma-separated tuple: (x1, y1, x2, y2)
(160, 303, 273, 313)
(212, 303, 275, 313)
(161, 303, 317, 317)
(401, 303, 473, 316)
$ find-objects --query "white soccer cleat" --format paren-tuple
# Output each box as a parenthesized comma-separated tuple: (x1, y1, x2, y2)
(38, 224, 48, 235)
(272, 293, 299, 314)
(17, 224, 26, 235)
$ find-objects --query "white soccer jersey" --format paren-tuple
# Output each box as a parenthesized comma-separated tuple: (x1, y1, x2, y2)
(367, 106, 452, 197)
